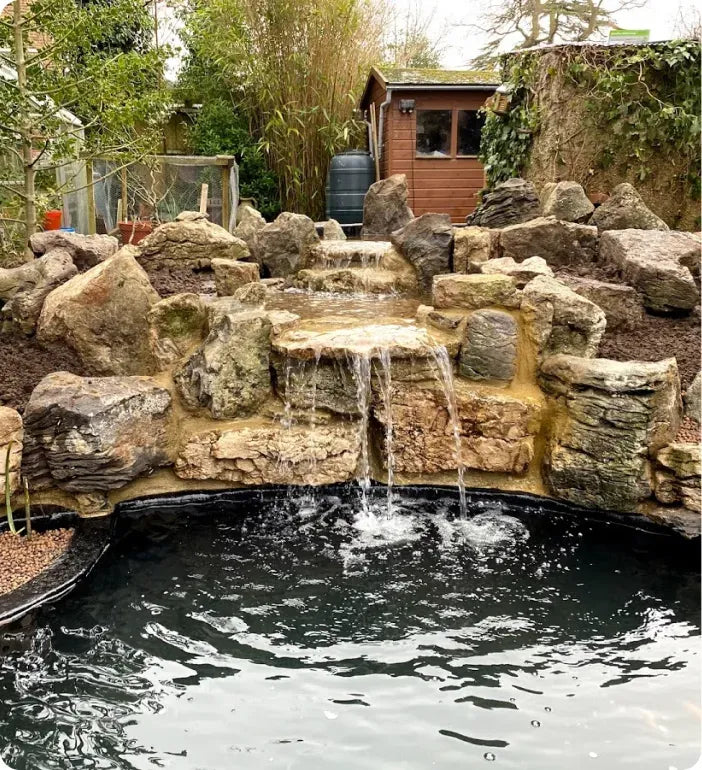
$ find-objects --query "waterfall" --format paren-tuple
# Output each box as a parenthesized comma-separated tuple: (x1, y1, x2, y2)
(350, 352, 372, 518)
(429, 345, 468, 518)
(375, 348, 395, 516)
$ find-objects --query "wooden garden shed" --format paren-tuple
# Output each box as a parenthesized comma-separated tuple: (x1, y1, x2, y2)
(360, 67, 499, 222)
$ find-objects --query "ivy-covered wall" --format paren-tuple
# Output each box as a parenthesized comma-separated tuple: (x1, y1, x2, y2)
(479, 41, 701, 229)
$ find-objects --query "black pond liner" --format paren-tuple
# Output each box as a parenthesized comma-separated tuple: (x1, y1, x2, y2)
(0, 482, 697, 628)
(0, 513, 111, 628)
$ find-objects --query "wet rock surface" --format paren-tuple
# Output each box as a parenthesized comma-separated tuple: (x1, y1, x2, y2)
(37, 250, 159, 376)
(23, 372, 173, 492)
(541, 354, 681, 511)
(175, 421, 361, 486)
(459, 310, 517, 382)
(361, 174, 414, 238)
(466, 178, 541, 229)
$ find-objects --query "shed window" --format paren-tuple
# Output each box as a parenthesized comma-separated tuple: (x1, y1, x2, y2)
(457, 110, 485, 156)
(416, 110, 451, 157)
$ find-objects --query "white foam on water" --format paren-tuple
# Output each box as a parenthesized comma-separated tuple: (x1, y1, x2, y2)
(452, 512, 530, 547)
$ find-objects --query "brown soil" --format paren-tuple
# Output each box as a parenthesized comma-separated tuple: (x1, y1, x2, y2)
(599, 309, 700, 392)
(0, 528, 73, 596)
(0, 331, 87, 414)
(144, 265, 216, 297)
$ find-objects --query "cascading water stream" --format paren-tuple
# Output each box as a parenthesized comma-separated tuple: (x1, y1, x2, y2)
(350, 352, 373, 518)
(375, 348, 395, 516)
(428, 345, 468, 518)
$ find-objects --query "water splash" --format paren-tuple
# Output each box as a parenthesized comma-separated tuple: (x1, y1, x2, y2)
(428, 345, 467, 517)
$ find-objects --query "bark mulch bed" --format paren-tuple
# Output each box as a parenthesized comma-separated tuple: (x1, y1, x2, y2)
(0, 331, 87, 414)
(599, 308, 700, 392)
(0, 528, 74, 596)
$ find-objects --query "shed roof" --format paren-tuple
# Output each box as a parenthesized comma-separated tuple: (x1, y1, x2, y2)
(360, 66, 499, 107)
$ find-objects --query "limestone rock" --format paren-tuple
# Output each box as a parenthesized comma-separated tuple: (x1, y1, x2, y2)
(22, 372, 173, 492)
(466, 178, 541, 229)
(654, 442, 701, 512)
(30, 231, 118, 270)
(138, 216, 249, 269)
(233, 204, 266, 254)
(372, 381, 542, 474)
(390, 213, 453, 292)
(459, 309, 517, 382)
(558, 275, 643, 331)
(233, 282, 268, 305)
(273, 357, 360, 415)
(499, 217, 598, 267)
(148, 293, 207, 370)
(589, 183, 668, 232)
(1, 250, 77, 333)
(480, 256, 553, 287)
(0, 406, 22, 497)
(322, 219, 346, 240)
(175, 421, 361, 486)
(175, 307, 272, 419)
(643, 505, 700, 539)
(453, 226, 499, 273)
(685, 372, 701, 425)
(416, 305, 468, 332)
(361, 174, 414, 238)
(212, 258, 260, 296)
(599, 229, 699, 313)
(542, 181, 594, 223)
(256, 212, 320, 278)
(521, 276, 606, 362)
(432, 274, 520, 310)
(540, 354, 682, 511)
(295, 266, 417, 295)
(37, 250, 159, 376)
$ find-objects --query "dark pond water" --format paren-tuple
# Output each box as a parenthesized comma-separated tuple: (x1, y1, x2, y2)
(0, 488, 699, 769)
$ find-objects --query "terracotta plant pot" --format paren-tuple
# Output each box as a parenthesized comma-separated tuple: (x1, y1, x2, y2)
(43, 210, 62, 230)
(119, 220, 153, 245)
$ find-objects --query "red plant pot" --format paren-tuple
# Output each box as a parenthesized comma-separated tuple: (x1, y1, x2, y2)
(43, 210, 62, 230)
(119, 220, 153, 245)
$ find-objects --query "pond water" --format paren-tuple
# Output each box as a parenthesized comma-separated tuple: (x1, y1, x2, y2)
(0, 488, 699, 770)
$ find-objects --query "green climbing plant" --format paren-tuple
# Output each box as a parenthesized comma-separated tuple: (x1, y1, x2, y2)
(479, 40, 701, 197)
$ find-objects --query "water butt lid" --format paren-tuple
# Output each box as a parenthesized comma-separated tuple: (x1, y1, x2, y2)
(338, 150, 370, 156)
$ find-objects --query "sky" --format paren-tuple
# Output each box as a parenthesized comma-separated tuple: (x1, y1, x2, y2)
(396, 0, 698, 67)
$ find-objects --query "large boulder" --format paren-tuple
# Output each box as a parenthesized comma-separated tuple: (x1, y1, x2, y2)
(175, 304, 272, 419)
(459, 309, 517, 382)
(233, 204, 266, 254)
(589, 183, 668, 232)
(521, 276, 606, 362)
(175, 421, 361, 486)
(372, 381, 543, 475)
(390, 213, 453, 292)
(540, 354, 681, 511)
(256, 212, 320, 278)
(542, 181, 594, 223)
(432, 273, 520, 310)
(22, 372, 173, 492)
(361, 174, 414, 238)
(479, 256, 553, 287)
(558, 275, 643, 331)
(453, 226, 499, 273)
(599, 229, 699, 313)
(0, 406, 22, 497)
(212, 258, 260, 296)
(30, 231, 118, 270)
(148, 293, 208, 370)
(499, 217, 598, 267)
(322, 219, 346, 240)
(37, 250, 159, 376)
(654, 443, 701, 512)
(466, 178, 540, 229)
(0, 250, 77, 333)
(138, 211, 249, 269)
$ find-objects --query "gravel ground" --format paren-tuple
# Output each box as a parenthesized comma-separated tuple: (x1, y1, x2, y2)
(0, 528, 74, 596)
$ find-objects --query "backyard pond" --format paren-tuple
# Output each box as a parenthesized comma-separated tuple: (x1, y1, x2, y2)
(0, 487, 699, 769)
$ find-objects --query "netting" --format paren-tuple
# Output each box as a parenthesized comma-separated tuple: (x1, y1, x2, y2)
(92, 156, 238, 233)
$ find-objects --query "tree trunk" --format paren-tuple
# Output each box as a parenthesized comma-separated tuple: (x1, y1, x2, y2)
(13, 0, 36, 247)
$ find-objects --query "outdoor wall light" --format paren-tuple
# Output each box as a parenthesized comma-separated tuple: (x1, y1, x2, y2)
(399, 99, 415, 114)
